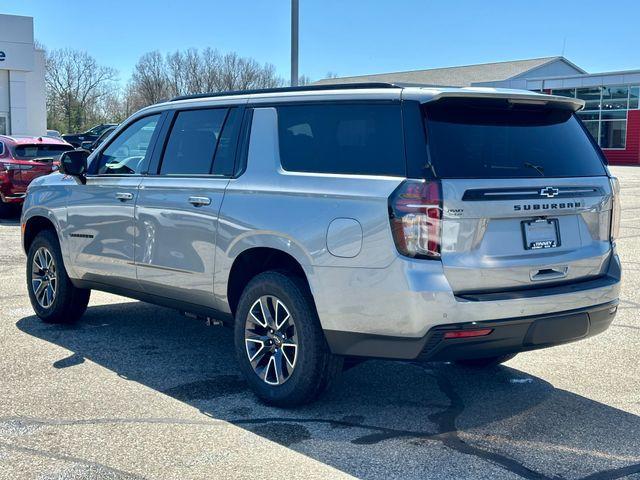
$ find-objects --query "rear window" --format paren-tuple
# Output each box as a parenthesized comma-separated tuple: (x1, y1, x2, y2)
(12, 144, 73, 160)
(422, 99, 607, 178)
(277, 103, 405, 176)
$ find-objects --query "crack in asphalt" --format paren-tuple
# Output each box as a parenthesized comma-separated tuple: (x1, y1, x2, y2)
(0, 441, 146, 479)
(2, 363, 640, 480)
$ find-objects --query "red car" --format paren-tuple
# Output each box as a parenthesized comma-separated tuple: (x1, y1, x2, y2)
(0, 135, 74, 215)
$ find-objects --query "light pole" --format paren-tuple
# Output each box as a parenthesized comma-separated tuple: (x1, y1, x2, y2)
(291, 0, 299, 86)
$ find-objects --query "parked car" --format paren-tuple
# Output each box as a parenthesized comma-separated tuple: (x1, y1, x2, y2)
(21, 84, 621, 406)
(80, 125, 117, 152)
(46, 130, 62, 139)
(0, 135, 74, 215)
(62, 123, 117, 147)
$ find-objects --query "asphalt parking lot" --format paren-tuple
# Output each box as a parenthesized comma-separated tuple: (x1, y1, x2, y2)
(0, 166, 639, 480)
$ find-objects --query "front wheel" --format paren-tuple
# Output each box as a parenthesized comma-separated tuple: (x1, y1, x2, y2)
(234, 271, 342, 407)
(26, 229, 90, 324)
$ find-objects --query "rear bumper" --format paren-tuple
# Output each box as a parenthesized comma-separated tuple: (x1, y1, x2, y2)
(325, 300, 618, 360)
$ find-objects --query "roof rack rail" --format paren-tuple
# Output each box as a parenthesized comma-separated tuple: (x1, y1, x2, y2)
(169, 82, 401, 102)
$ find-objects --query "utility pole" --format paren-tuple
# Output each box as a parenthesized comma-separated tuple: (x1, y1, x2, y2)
(291, 0, 299, 86)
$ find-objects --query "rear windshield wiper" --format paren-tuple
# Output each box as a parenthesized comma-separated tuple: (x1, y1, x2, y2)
(523, 162, 545, 176)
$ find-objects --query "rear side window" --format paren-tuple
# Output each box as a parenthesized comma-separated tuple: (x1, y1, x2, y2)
(160, 108, 227, 175)
(277, 103, 405, 176)
(423, 99, 607, 178)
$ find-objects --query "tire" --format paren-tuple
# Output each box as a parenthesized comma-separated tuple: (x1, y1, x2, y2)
(26, 229, 90, 324)
(234, 271, 343, 407)
(455, 353, 517, 368)
(0, 200, 16, 218)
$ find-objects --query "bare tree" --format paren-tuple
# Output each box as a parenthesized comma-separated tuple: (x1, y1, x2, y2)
(298, 74, 312, 86)
(127, 48, 284, 108)
(130, 51, 170, 106)
(45, 48, 118, 133)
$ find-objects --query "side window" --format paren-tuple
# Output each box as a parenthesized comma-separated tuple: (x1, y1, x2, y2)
(97, 115, 160, 175)
(0, 141, 4, 156)
(277, 103, 405, 176)
(160, 108, 227, 175)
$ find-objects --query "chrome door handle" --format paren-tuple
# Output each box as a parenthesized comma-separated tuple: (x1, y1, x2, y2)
(188, 196, 211, 207)
(115, 192, 134, 201)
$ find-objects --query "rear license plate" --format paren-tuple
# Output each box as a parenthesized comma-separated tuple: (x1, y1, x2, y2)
(521, 218, 560, 250)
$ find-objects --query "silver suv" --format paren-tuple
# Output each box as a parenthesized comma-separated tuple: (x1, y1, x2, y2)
(21, 84, 621, 406)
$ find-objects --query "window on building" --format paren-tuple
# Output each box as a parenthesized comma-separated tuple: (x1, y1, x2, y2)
(630, 87, 639, 109)
(551, 89, 576, 98)
(552, 85, 638, 149)
(576, 88, 602, 111)
(600, 120, 627, 149)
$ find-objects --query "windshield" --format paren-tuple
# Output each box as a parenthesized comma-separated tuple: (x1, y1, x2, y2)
(422, 99, 607, 178)
(12, 144, 74, 161)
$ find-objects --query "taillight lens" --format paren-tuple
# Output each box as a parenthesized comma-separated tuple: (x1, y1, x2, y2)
(610, 177, 621, 242)
(388, 179, 442, 259)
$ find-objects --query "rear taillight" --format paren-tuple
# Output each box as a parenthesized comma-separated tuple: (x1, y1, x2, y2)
(388, 179, 442, 259)
(610, 177, 621, 242)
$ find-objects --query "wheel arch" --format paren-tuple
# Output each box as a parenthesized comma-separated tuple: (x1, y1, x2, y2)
(23, 215, 58, 255)
(226, 246, 315, 318)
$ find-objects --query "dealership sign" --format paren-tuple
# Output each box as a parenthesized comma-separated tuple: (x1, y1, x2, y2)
(0, 51, 5, 62)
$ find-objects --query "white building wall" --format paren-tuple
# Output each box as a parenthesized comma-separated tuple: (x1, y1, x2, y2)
(0, 14, 46, 136)
(24, 49, 46, 135)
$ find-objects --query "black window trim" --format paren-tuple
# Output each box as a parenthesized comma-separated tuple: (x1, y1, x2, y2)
(149, 104, 244, 178)
(86, 111, 167, 177)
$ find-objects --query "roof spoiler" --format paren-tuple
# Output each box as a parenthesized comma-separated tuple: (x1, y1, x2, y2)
(419, 89, 585, 112)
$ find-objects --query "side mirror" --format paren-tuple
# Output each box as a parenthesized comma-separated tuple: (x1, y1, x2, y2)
(59, 149, 89, 183)
(80, 141, 93, 151)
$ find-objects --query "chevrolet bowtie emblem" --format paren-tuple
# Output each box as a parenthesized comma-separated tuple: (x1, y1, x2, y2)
(540, 187, 560, 198)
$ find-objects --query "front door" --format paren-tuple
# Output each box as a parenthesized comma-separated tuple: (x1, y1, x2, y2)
(136, 106, 241, 307)
(65, 114, 163, 288)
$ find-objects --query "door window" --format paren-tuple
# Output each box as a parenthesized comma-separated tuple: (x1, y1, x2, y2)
(160, 108, 228, 175)
(96, 115, 160, 175)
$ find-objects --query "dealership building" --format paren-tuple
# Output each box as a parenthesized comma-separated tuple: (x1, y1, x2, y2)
(0, 14, 46, 137)
(317, 56, 640, 165)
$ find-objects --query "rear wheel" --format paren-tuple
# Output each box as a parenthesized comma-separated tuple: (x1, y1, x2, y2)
(455, 353, 517, 368)
(234, 271, 342, 407)
(26, 229, 90, 324)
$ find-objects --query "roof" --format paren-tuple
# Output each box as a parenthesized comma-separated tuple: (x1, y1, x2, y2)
(314, 57, 586, 87)
(145, 84, 583, 119)
(0, 135, 72, 146)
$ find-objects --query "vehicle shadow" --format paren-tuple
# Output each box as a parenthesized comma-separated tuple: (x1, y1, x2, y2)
(16, 301, 640, 480)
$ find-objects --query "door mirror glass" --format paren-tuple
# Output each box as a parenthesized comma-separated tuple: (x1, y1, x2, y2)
(80, 141, 93, 151)
(59, 149, 89, 179)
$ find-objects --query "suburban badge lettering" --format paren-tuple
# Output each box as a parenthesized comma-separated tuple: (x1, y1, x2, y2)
(514, 201, 582, 211)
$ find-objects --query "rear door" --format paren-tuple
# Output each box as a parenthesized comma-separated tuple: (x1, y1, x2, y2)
(135, 106, 243, 307)
(422, 98, 613, 293)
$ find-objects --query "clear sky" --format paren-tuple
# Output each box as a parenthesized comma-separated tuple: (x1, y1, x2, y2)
(2, 0, 639, 84)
